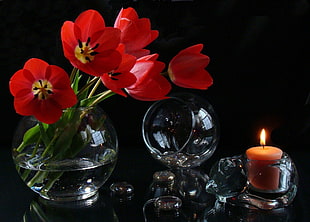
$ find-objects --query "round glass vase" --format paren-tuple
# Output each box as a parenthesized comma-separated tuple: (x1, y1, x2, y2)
(142, 93, 220, 169)
(12, 106, 118, 201)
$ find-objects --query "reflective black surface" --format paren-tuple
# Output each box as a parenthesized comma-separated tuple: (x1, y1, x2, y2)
(1, 144, 309, 221)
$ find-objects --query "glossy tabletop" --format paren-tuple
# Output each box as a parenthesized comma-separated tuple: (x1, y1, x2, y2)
(1, 143, 310, 222)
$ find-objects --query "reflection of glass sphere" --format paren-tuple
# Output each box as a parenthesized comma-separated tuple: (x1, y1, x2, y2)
(142, 93, 220, 168)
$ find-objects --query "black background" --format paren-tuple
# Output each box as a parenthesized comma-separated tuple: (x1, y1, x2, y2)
(1, 0, 309, 156)
(0, 0, 310, 221)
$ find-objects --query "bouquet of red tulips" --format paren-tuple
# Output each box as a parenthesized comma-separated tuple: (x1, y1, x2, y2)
(9, 7, 213, 199)
(10, 8, 213, 124)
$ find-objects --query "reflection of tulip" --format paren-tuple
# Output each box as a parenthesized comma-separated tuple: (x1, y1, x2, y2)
(61, 9, 122, 76)
(114, 7, 159, 58)
(126, 54, 171, 101)
(168, 44, 213, 90)
(9, 58, 77, 124)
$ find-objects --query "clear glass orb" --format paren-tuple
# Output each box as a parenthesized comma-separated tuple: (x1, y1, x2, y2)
(142, 93, 220, 169)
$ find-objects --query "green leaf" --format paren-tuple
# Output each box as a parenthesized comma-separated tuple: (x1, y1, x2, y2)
(77, 77, 91, 101)
(71, 68, 81, 94)
(16, 124, 41, 152)
(23, 124, 40, 142)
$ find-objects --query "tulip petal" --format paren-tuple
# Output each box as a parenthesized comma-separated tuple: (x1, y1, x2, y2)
(114, 7, 158, 57)
(100, 44, 137, 96)
(13, 90, 37, 116)
(168, 44, 213, 90)
(34, 100, 63, 124)
(61, 21, 77, 50)
(9, 69, 33, 96)
(75, 9, 106, 41)
(23, 58, 49, 79)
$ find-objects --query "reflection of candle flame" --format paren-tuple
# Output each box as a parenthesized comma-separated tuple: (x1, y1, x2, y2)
(260, 128, 266, 146)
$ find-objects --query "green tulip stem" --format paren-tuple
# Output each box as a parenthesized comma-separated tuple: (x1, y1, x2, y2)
(19, 136, 43, 181)
(87, 77, 102, 98)
(41, 131, 61, 158)
(70, 67, 78, 83)
(27, 171, 49, 188)
(30, 136, 42, 158)
(25, 132, 61, 188)
(40, 172, 64, 197)
(16, 142, 25, 153)
(76, 76, 99, 97)
(89, 90, 116, 107)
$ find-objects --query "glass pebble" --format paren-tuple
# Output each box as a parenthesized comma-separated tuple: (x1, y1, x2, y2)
(154, 196, 182, 211)
(110, 181, 134, 196)
(153, 170, 175, 183)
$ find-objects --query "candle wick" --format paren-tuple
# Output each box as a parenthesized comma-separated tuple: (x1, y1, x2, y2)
(263, 145, 265, 149)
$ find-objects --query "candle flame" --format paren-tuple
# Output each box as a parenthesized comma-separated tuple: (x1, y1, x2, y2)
(260, 128, 266, 146)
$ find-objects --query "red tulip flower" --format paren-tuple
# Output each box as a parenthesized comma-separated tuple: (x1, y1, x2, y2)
(9, 58, 77, 124)
(114, 7, 159, 58)
(168, 44, 213, 90)
(126, 54, 171, 101)
(100, 44, 137, 97)
(61, 9, 122, 76)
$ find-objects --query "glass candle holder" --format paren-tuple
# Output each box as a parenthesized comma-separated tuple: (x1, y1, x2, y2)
(246, 152, 294, 194)
(206, 152, 298, 210)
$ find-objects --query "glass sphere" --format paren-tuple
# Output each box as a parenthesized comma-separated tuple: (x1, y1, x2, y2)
(12, 106, 118, 201)
(142, 93, 220, 168)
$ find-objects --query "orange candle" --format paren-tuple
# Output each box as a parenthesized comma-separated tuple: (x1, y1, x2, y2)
(246, 129, 283, 191)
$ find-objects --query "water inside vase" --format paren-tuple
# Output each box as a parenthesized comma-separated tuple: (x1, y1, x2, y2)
(14, 146, 117, 201)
